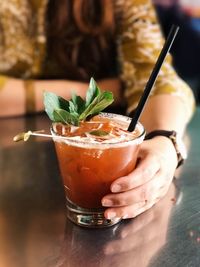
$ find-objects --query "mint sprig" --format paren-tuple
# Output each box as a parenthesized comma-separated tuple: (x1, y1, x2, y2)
(44, 78, 114, 125)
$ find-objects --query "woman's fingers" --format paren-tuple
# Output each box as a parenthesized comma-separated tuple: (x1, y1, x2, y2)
(102, 172, 162, 207)
(110, 151, 160, 193)
(102, 138, 178, 220)
(104, 198, 157, 220)
(103, 172, 174, 219)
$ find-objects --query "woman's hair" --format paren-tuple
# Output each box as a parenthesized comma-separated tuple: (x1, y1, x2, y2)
(46, 0, 117, 80)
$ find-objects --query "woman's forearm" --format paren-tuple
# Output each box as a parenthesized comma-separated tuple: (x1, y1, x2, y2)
(35, 78, 122, 111)
(0, 77, 121, 117)
(0, 78, 91, 117)
(140, 94, 191, 136)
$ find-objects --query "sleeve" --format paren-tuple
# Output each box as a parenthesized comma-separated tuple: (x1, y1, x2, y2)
(0, 75, 8, 91)
(116, 0, 195, 122)
(0, 0, 46, 78)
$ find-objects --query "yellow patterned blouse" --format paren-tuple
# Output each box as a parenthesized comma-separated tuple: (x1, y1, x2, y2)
(0, 0, 195, 120)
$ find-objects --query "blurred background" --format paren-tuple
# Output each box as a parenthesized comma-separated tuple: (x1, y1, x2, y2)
(153, 0, 200, 104)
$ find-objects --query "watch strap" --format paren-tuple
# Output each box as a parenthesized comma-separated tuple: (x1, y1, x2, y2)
(145, 130, 175, 140)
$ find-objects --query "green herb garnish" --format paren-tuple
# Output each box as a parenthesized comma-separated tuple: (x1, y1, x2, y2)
(44, 78, 114, 126)
(89, 130, 109, 136)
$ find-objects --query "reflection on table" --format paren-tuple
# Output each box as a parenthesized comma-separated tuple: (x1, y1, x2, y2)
(56, 183, 175, 267)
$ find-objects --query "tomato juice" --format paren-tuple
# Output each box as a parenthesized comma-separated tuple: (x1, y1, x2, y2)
(51, 113, 145, 227)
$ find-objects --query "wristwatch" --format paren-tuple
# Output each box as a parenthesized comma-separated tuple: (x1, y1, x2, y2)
(145, 130, 187, 168)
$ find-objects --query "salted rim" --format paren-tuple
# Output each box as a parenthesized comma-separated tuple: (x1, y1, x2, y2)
(50, 113, 145, 148)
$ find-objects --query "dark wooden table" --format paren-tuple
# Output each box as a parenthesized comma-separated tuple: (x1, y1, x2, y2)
(1, 109, 200, 267)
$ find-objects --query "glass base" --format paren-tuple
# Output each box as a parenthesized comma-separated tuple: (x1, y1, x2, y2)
(66, 198, 122, 228)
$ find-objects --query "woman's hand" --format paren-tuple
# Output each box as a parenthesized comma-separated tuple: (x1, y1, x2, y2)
(102, 136, 178, 220)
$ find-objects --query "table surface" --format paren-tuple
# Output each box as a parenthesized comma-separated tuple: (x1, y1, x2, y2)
(1, 109, 200, 267)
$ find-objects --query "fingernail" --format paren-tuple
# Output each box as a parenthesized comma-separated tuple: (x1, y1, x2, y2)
(122, 214, 129, 219)
(102, 199, 113, 207)
(111, 184, 121, 193)
(107, 211, 117, 219)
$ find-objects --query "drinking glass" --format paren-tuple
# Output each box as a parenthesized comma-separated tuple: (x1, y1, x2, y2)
(51, 113, 145, 228)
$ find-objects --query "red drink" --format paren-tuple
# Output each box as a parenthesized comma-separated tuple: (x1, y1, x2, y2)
(51, 113, 145, 227)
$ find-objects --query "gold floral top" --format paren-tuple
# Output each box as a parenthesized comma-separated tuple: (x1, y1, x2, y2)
(0, 0, 195, 120)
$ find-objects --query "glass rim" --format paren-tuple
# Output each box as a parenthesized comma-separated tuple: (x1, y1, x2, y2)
(50, 113, 146, 148)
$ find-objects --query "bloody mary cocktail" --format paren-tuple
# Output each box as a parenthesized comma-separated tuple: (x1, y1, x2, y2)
(51, 113, 145, 227)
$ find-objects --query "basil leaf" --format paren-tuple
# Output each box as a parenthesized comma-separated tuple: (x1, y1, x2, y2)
(43, 78, 114, 125)
(69, 100, 78, 116)
(44, 92, 69, 121)
(85, 77, 100, 107)
(71, 93, 85, 114)
(79, 91, 114, 121)
(53, 109, 79, 126)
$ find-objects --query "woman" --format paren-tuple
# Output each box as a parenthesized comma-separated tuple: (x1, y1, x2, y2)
(0, 0, 195, 220)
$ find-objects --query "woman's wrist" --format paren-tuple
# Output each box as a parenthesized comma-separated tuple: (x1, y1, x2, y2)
(145, 130, 187, 168)
(35, 78, 121, 112)
(0, 78, 25, 117)
(147, 135, 178, 167)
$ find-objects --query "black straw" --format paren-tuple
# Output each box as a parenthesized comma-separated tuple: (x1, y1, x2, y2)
(127, 24, 180, 132)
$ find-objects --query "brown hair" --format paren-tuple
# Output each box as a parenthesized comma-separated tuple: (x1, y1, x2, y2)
(46, 0, 117, 81)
